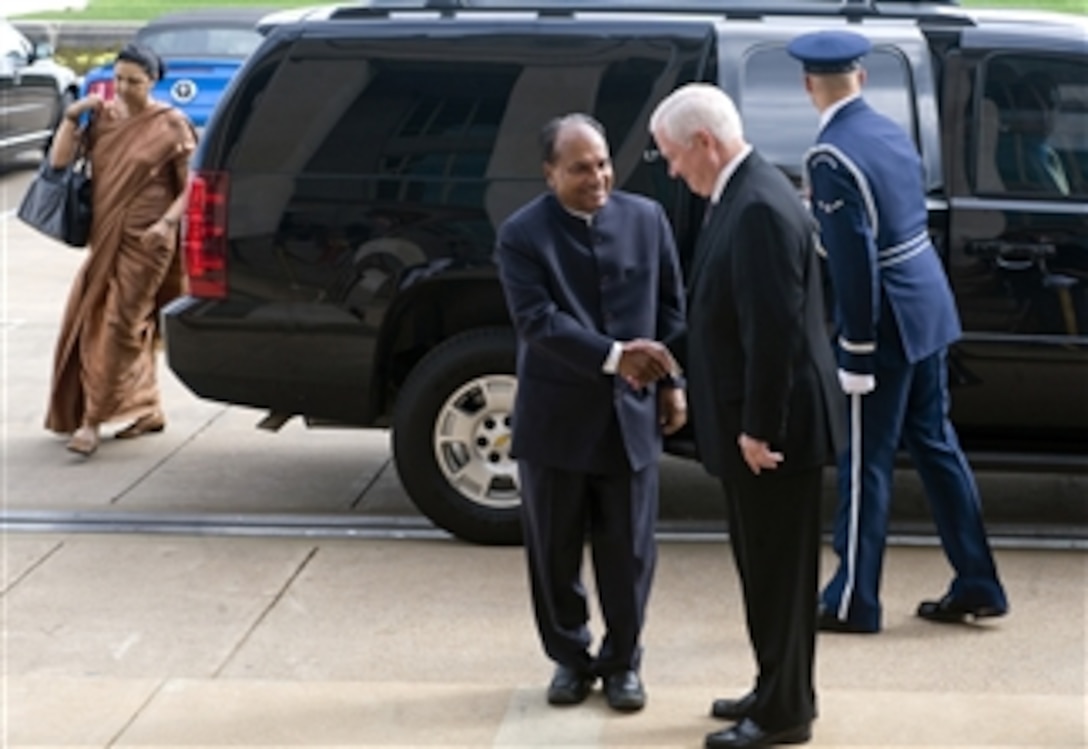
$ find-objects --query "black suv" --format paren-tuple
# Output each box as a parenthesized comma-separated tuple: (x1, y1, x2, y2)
(165, 0, 1088, 544)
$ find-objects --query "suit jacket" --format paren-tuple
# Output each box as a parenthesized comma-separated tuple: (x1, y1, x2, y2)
(686, 151, 843, 480)
(804, 97, 961, 372)
(496, 191, 686, 474)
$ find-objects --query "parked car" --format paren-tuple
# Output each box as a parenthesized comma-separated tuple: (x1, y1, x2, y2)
(0, 19, 79, 163)
(81, 7, 268, 128)
(164, 0, 1088, 544)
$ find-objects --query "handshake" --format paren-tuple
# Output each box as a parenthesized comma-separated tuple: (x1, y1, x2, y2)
(618, 339, 681, 390)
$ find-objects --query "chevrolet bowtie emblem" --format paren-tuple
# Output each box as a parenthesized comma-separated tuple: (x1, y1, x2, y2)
(171, 79, 198, 104)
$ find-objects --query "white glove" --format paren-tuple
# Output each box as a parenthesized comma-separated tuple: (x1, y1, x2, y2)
(838, 369, 875, 395)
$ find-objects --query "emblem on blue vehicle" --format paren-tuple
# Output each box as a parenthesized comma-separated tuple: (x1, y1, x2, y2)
(171, 79, 198, 103)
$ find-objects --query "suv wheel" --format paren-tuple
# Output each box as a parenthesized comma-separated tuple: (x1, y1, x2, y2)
(392, 328, 521, 545)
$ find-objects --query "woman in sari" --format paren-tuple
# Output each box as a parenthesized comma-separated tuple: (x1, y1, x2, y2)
(45, 43, 196, 456)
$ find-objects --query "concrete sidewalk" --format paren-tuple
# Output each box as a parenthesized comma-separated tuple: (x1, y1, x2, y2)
(4, 532, 1086, 747)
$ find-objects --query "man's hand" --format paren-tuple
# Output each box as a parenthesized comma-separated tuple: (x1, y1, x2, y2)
(738, 433, 783, 476)
(838, 369, 875, 395)
(617, 339, 679, 390)
(658, 387, 687, 435)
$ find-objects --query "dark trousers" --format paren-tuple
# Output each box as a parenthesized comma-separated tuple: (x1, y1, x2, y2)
(518, 460, 658, 677)
(723, 466, 822, 730)
(821, 349, 1008, 631)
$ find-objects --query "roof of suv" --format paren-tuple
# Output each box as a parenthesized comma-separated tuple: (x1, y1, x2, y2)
(258, 0, 975, 30)
(958, 8, 1088, 52)
(257, 0, 1088, 59)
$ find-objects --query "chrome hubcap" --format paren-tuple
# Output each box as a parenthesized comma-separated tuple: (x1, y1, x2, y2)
(433, 375, 519, 509)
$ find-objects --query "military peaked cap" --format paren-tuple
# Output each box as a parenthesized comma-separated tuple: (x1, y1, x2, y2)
(787, 30, 872, 74)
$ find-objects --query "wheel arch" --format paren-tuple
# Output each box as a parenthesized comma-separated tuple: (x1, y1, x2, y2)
(370, 274, 512, 424)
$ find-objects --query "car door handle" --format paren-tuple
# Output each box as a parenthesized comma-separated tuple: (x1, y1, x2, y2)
(966, 240, 1056, 270)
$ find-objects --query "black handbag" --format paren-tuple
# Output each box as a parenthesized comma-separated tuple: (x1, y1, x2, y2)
(17, 156, 93, 248)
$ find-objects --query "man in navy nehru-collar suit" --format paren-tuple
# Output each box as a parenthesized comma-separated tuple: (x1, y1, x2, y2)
(495, 113, 687, 712)
(789, 30, 1008, 634)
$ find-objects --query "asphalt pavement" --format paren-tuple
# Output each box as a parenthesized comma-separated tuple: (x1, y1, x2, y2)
(2, 153, 1087, 747)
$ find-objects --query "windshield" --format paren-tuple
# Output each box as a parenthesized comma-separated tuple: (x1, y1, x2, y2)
(137, 25, 262, 59)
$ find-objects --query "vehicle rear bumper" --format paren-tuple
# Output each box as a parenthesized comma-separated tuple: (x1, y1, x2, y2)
(162, 296, 374, 425)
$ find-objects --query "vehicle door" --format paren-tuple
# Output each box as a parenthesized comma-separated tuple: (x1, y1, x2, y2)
(712, 22, 939, 192)
(708, 20, 939, 279)
(942, 29, 1088, 449)
(0, 23, 56, 150)
(647, 19, 935, 456)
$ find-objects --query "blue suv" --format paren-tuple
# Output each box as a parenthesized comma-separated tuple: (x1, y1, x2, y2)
(80, 8, 267, 129)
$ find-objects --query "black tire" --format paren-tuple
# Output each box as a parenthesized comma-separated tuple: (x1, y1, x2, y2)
(392, 327, 522, 545)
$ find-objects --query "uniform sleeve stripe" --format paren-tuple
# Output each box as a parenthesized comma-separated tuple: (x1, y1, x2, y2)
(878, 230, 928, 259)
(839, 336, 876, 354)
(878, 230, 931, 267)
(880, 242, 929, 268)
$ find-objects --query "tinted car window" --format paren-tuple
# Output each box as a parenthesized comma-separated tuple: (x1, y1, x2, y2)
(221, 32, 703, 292)
(740, 45, 915, 180)
(976, 53, 1087, 198)
(138, 26, 263, 58)
(313, 61, 515, 207)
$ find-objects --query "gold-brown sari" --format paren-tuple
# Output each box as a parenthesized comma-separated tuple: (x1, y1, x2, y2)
(45, 102, 196, 434)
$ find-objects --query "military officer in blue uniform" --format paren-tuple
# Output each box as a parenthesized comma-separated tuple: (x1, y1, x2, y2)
(788, 30, 1008, 633)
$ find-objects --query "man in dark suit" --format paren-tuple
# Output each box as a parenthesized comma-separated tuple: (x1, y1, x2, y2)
(650, 84, 843, 749)
(788, 30, 1008, 634)
(495, 113, 687, 713)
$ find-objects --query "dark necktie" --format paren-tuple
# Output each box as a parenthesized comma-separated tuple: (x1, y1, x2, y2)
(702, 200, 716, 228)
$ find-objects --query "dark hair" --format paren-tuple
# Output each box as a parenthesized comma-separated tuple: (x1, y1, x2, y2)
(116, 43, 165, 82)
(539, 113, 607, 163)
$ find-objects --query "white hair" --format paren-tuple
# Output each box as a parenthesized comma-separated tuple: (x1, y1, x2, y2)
(649, 83, 744, 146)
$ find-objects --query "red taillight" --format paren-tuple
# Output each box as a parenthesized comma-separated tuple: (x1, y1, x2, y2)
(86, 79, 114, 100)
(183, 171, 229, 299)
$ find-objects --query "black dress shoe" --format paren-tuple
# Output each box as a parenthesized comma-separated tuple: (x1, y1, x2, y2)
(917, 594, 1008, 623)
(603, 669, 646, 712)
(705, 717, 811, 749)
(710, 690, 756, 720)
(817, 604, 878, 634)
(546, 664, 595, 705)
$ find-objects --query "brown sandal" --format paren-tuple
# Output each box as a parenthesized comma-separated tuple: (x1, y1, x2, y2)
(115, 413, 166, 439)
